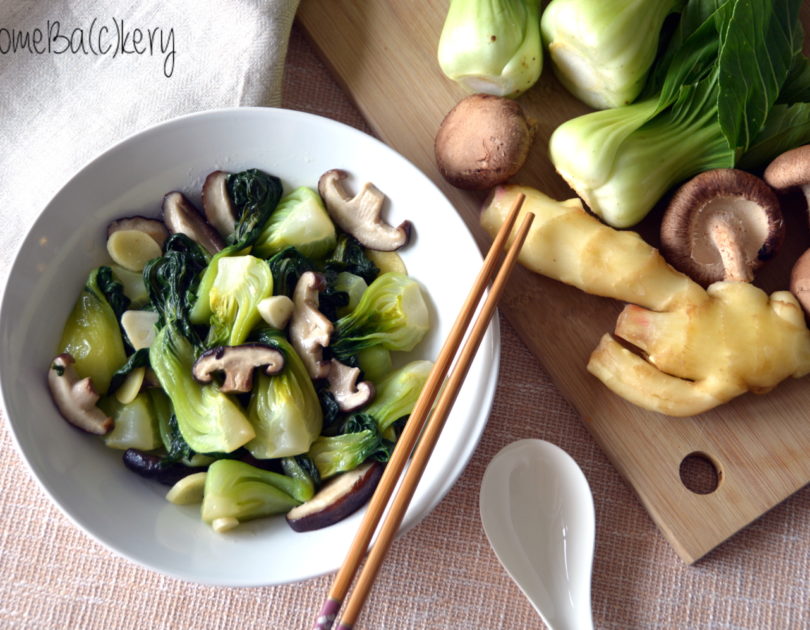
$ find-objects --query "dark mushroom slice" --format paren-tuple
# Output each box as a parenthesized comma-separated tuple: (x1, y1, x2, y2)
(660, 168, 784, 286)
(107, 216, 170, 249)
(47, 353, 113, 435)
(191, 343, 285, 394)
(327, 359, 375, 412)
(202, 170, 237, 238)
(289, 271, 334, 380)
(286, 461, 384, 532)
(162, 191, 225, 255)
(318, 169, 411, 251)
(122, 448, 208, 486)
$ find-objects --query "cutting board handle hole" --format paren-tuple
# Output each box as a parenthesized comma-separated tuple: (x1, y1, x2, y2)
(679, 452, 721, 495)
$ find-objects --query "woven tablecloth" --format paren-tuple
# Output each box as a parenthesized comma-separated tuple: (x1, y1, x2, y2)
(1, 18, 809, 630)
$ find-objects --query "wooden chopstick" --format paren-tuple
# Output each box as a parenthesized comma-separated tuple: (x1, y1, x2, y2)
(313, 194, 532, 630)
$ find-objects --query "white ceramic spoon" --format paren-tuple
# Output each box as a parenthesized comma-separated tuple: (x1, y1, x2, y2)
(479, 439, 595, 630)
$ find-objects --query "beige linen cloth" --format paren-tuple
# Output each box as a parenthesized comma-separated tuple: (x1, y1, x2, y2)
(0, 0, 299, 287)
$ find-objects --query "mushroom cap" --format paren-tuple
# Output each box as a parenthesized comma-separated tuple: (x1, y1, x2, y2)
(434, 93, 535, 191)
(660, 168, 784, 286)
(763, 144, 810, 191)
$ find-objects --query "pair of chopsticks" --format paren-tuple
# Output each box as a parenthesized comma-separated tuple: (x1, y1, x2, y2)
(313, 194, 532, 630)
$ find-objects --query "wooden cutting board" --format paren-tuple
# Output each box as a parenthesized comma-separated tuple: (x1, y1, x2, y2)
(297, 0, 810, 563)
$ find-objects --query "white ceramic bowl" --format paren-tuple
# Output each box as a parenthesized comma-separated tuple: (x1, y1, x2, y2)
(0, 107, 499, 586)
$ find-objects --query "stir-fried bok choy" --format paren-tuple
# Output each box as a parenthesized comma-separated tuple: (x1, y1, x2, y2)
(48, 166, 434, 535)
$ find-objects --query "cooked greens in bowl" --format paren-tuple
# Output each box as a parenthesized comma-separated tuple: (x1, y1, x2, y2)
(0, 108, 499, 585)
(49, 164, 434, 534)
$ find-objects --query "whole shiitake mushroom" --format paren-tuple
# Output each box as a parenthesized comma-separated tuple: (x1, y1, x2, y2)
(434, 93, 536, 191)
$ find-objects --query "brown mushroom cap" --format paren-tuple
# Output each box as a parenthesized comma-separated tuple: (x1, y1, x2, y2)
(660, 168, 784, 286)
(434, 93, 535, 191)
(763, 144, 810, 193)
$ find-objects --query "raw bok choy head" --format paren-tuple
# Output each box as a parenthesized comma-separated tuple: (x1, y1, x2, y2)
(548, 0, 807, 228)
(437, 0, 543, 98)
(541, 0, 684, 110)
(331, 272, 430, 361)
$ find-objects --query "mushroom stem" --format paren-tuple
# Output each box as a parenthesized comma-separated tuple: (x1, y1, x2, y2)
(707, 216, 753, 283)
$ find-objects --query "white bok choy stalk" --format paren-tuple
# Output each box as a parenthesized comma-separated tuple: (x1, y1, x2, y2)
(541, 0, 685, 110)
(549, 0, 808, 228)
(438, 0, 542, 98)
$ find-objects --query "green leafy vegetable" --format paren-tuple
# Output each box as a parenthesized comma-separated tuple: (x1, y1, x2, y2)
(201, 459, 314, 527)
(225, 168, 284, 248)
(245, 329, 323, 459)
(206, 255, 274, 347)
(145, 236, 256, 454)
(190, 168, 283, 323)
(325, 234, 379, 284)
(253, 187, 337, 259)
(331, 272, 430, 360)
(549, 0, 805, 228)
(150, 324, 256, 454)
(363, 360, 434, 434)
(100, 392, 161, 451)
(308, 414, 391, 480)
(437, 0, 543, 98)
(541, 0, 684, 109)
(266, 246, 315, 298)
(58, 267, 128, 394)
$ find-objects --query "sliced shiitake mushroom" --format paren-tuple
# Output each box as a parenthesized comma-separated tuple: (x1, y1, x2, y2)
(289, 271, 333, 379)
(327, 359, 375, 412)
(660, 168, 784, 286)
(162, 191, 225, 255)
(286, 461, 384, 532)
(318, 169, 411, 251)
(191, 344, 285, 394)
(122, 448, 207, 486)
(48, 353, 113, 435)
(202, 171, 237, 238)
